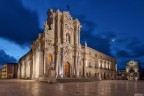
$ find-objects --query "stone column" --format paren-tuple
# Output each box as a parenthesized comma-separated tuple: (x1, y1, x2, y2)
(30, 58, 33, 79)
(39, 49, 44, 77)
(55, 51, 60, 78)
(32, 52, 36, 79)
(56, 11, 61, 42)
(73, 55, 76, 77)
(61, 48, 64, 78)
(106, 61, 108, 69)
(109, 62, 111, 70)
(18, 64, 20, 78)
(76, 56, 80, 78)
(17, 64, 20, 79)
(98, 60, 101, 80)
(25, 61, 27, 78)
(44, 51, 46, 74)
(44, 50, 48, 75)
(54, 11, 61, 78)
(83, 59, 85, 77)
(78, 28, 80, 44)
(21, 63, 23, 78)
(36, 51, 40, 78)
(70, 57, 74, 77)
(102, 60, 104, 69)
(20, 63, 22, 78)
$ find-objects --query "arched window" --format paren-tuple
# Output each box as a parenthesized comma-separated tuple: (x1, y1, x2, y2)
(48, 54, 53, 63)
(89, 62, 92, 68)
(66, 33, 71, 43)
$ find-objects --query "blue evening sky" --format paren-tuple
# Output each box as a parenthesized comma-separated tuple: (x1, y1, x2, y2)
(0, 0, 144, 70)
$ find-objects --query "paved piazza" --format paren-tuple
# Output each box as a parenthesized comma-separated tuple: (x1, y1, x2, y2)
(0, 79, 144, 96)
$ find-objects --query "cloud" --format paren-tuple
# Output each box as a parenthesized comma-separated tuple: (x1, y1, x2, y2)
(111, 36, 144, 69)
(78, 15, 117, 56)
(117, 56, 144, 70)
(0, 0, 42, 45)
(114, 37, 144, 58)
(77, 16, 144, 69)
(127, 39, 144, 57)
(116, 50, 130, 58)
(0, 49, 17, 67)
(0, 38, 29, 60)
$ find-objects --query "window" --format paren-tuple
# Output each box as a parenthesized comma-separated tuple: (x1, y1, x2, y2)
(89, 62, 92, 68)
(89, 51, 91, 55)
(95, 73, 97, 77)
(95, 63, 98, 68)
(89, 72, 91, 77)
(100, 56, 102, 59)
(95, 54, 97, 57)
(86, 73, 88, 76)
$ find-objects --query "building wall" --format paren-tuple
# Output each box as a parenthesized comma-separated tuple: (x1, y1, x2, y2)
(1, 64, 17, 79)
(17, 9, 117, 81)
(0, 69, 2, 78)
(80, 45, 116, 80)
(1, 64, 7, 78)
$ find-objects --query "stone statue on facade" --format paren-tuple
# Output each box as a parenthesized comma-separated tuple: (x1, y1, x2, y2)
(44, 21, 49, 31)
(50, 62, 55, 70)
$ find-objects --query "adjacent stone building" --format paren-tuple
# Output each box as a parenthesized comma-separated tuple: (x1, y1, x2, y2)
(17, 9, 117, 81)
(0, 69, 1, 78)
(1, 63, 17, 79)
(126, 60, 140, 80)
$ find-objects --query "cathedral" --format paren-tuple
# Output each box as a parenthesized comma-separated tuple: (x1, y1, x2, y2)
(17, 9, 117, 81)
(126, 60, 140, 80)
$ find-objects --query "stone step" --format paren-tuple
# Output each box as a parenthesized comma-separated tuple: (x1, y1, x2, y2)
(57, 78, 98, 83)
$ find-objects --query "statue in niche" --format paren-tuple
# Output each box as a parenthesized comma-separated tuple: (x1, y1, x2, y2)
(49, 22, 52, 30)
(66, 33, 70, 43)
(45, 9, 54, 30)
(50, 62, 55, 70)
(49, 16, 54, 30)
(44, 19, 53, 31)
(48, 9, 53, 16)
(44, 21, 49, 31)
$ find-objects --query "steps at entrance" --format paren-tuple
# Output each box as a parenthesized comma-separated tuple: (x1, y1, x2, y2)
(57, 78, 98, 83)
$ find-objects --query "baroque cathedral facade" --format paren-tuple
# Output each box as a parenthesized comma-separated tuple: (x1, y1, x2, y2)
(126, 60, 140, 80)
(17, 9, 117, 81)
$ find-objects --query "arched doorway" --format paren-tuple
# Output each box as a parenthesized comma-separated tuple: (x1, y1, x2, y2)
(65, 62, 70, 77)
(104, 73, 106, 80)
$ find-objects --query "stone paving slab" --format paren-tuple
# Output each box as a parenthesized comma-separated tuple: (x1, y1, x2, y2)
(0, 79, 144, 96)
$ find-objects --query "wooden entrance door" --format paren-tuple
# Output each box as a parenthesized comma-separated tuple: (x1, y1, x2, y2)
(65, 62, 70, 77)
